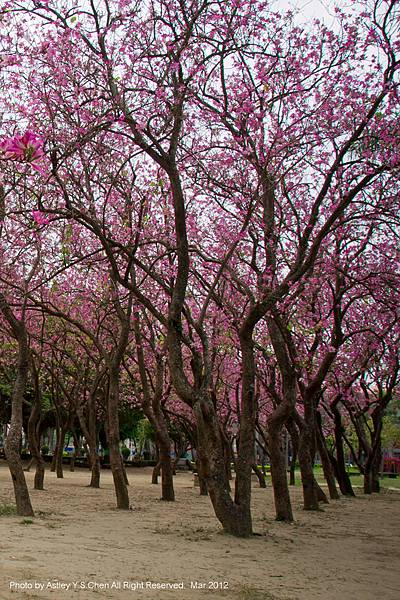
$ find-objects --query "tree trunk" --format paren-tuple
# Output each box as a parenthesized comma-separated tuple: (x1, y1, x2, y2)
(1, 313, 34, 516)
(196, 458, 208, 495)
(363, 406, 385, 494)
(50, 451, 56, 472)
(34, 452, 45, 491)
(298, 421, 320, 510)
(316, 413, 340, 500)
(364, 470, 372, 494)
(232, 325, 259, 535)
(121, 455, 129, 485)
(5, 438, 35, 517)
(69, 432, 80, 472)
(24, 457, 35, 472)
(27, 395, 45, 490)
(296, 388, 321, 510)
(221, 428, 233, 482)
(286, 420, 299, 486)
(332, 406, 355, 496)
(194, 395, 253, 537)
(364, 449, 382, 494)
(142, 412, 174, 500)
(77, 404, 101, 488)
(371, 452, 381, 493)
(268, 426, 293, 521)
(89, 453, 101, 488)
(252, 464, 266, 488)
(289, 457, 296, 486)
(55, 425, 66, 479)
(108, 366, 130, 509)
(266, 316, 295, 521)
(152, 445, 161, 484)
(135, 325, 175, 501)
(315, 480, 329, 503)
(151, 404, 175, 501)
(159, 437, 175, 501)
(152, 460, 161, 484)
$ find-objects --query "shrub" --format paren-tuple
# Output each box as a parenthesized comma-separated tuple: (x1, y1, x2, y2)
(121, 446, 130, 460)
(0, 503, 17, 516)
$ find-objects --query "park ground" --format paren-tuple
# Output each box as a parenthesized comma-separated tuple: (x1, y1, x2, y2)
(0, 464, 399, 600)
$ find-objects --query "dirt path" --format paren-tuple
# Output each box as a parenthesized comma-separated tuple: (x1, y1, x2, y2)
(0, 463, 399, 600)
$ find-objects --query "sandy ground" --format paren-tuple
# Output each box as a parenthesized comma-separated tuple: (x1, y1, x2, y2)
(0, 463, 399, 600)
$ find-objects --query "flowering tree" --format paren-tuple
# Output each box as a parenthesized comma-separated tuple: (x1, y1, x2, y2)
(0, 121, 50, 515)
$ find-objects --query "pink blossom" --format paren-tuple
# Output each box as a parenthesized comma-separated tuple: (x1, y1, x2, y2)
(0, 131, 45, 172)
(0, 55, 17, 67)
(32, 210, 50, 226)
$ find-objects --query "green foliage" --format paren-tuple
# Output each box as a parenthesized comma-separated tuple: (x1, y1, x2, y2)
(135, 418, 155, 455)
(0, 364, 15, 399)
(386, 396, 400, 419)
(0, 379, 12, 397)
(0, 503, 17, 516)
(382, 416, 400, 448)
(41, 445, 49, 456)
(343, 405, 400, 451)
(118, 407, 144, 441)
(167, 419, 187, 444)
(41, 390, 53, 412)
(61, 223, 73, 265)
(121, 446, 130, 459)
(118, 407, 156, 456)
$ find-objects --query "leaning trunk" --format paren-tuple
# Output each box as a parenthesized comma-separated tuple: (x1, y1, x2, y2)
(266, 316, 295, 521)
(196, 457, 208, 495)
(297, 416, 319, 510)
(152, 462, 161, 484)
(151, 442, 161, 484)
(78, 400, 101, 488)
(316, 413, 340, 500)
(148, 407, 175, 501)
(107, 366, 130, 509)
(3, 321, 34, 516)
(252, 464, 266, 488)
(27, 394, 45, 490)
(268, 424, 293, 521)
(159, 438, 175, 501)
(89, 452, 101, 488)
(364, 410, 384, 494)
(54, 425, 66, 479)
(332, 406, 355, 496)
(231, 326, 259, 535)
(286, 419, 299, 486)
(194, 393, 252, 537)
(364, 447, 382, 494)
(78, 411, 100, 487)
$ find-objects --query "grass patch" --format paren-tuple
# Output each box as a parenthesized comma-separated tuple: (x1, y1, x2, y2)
(287, 468, 400, 490)
(0, 503, 17, 516)
(337, 475, 400, 490)
(20, 518, 34, 525)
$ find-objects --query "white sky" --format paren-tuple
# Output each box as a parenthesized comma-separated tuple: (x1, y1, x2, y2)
(273, 0, 345, 24)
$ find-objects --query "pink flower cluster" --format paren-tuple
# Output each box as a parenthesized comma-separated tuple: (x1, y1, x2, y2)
(32, 210, 50, 226)
(0, 131, 45, 172)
